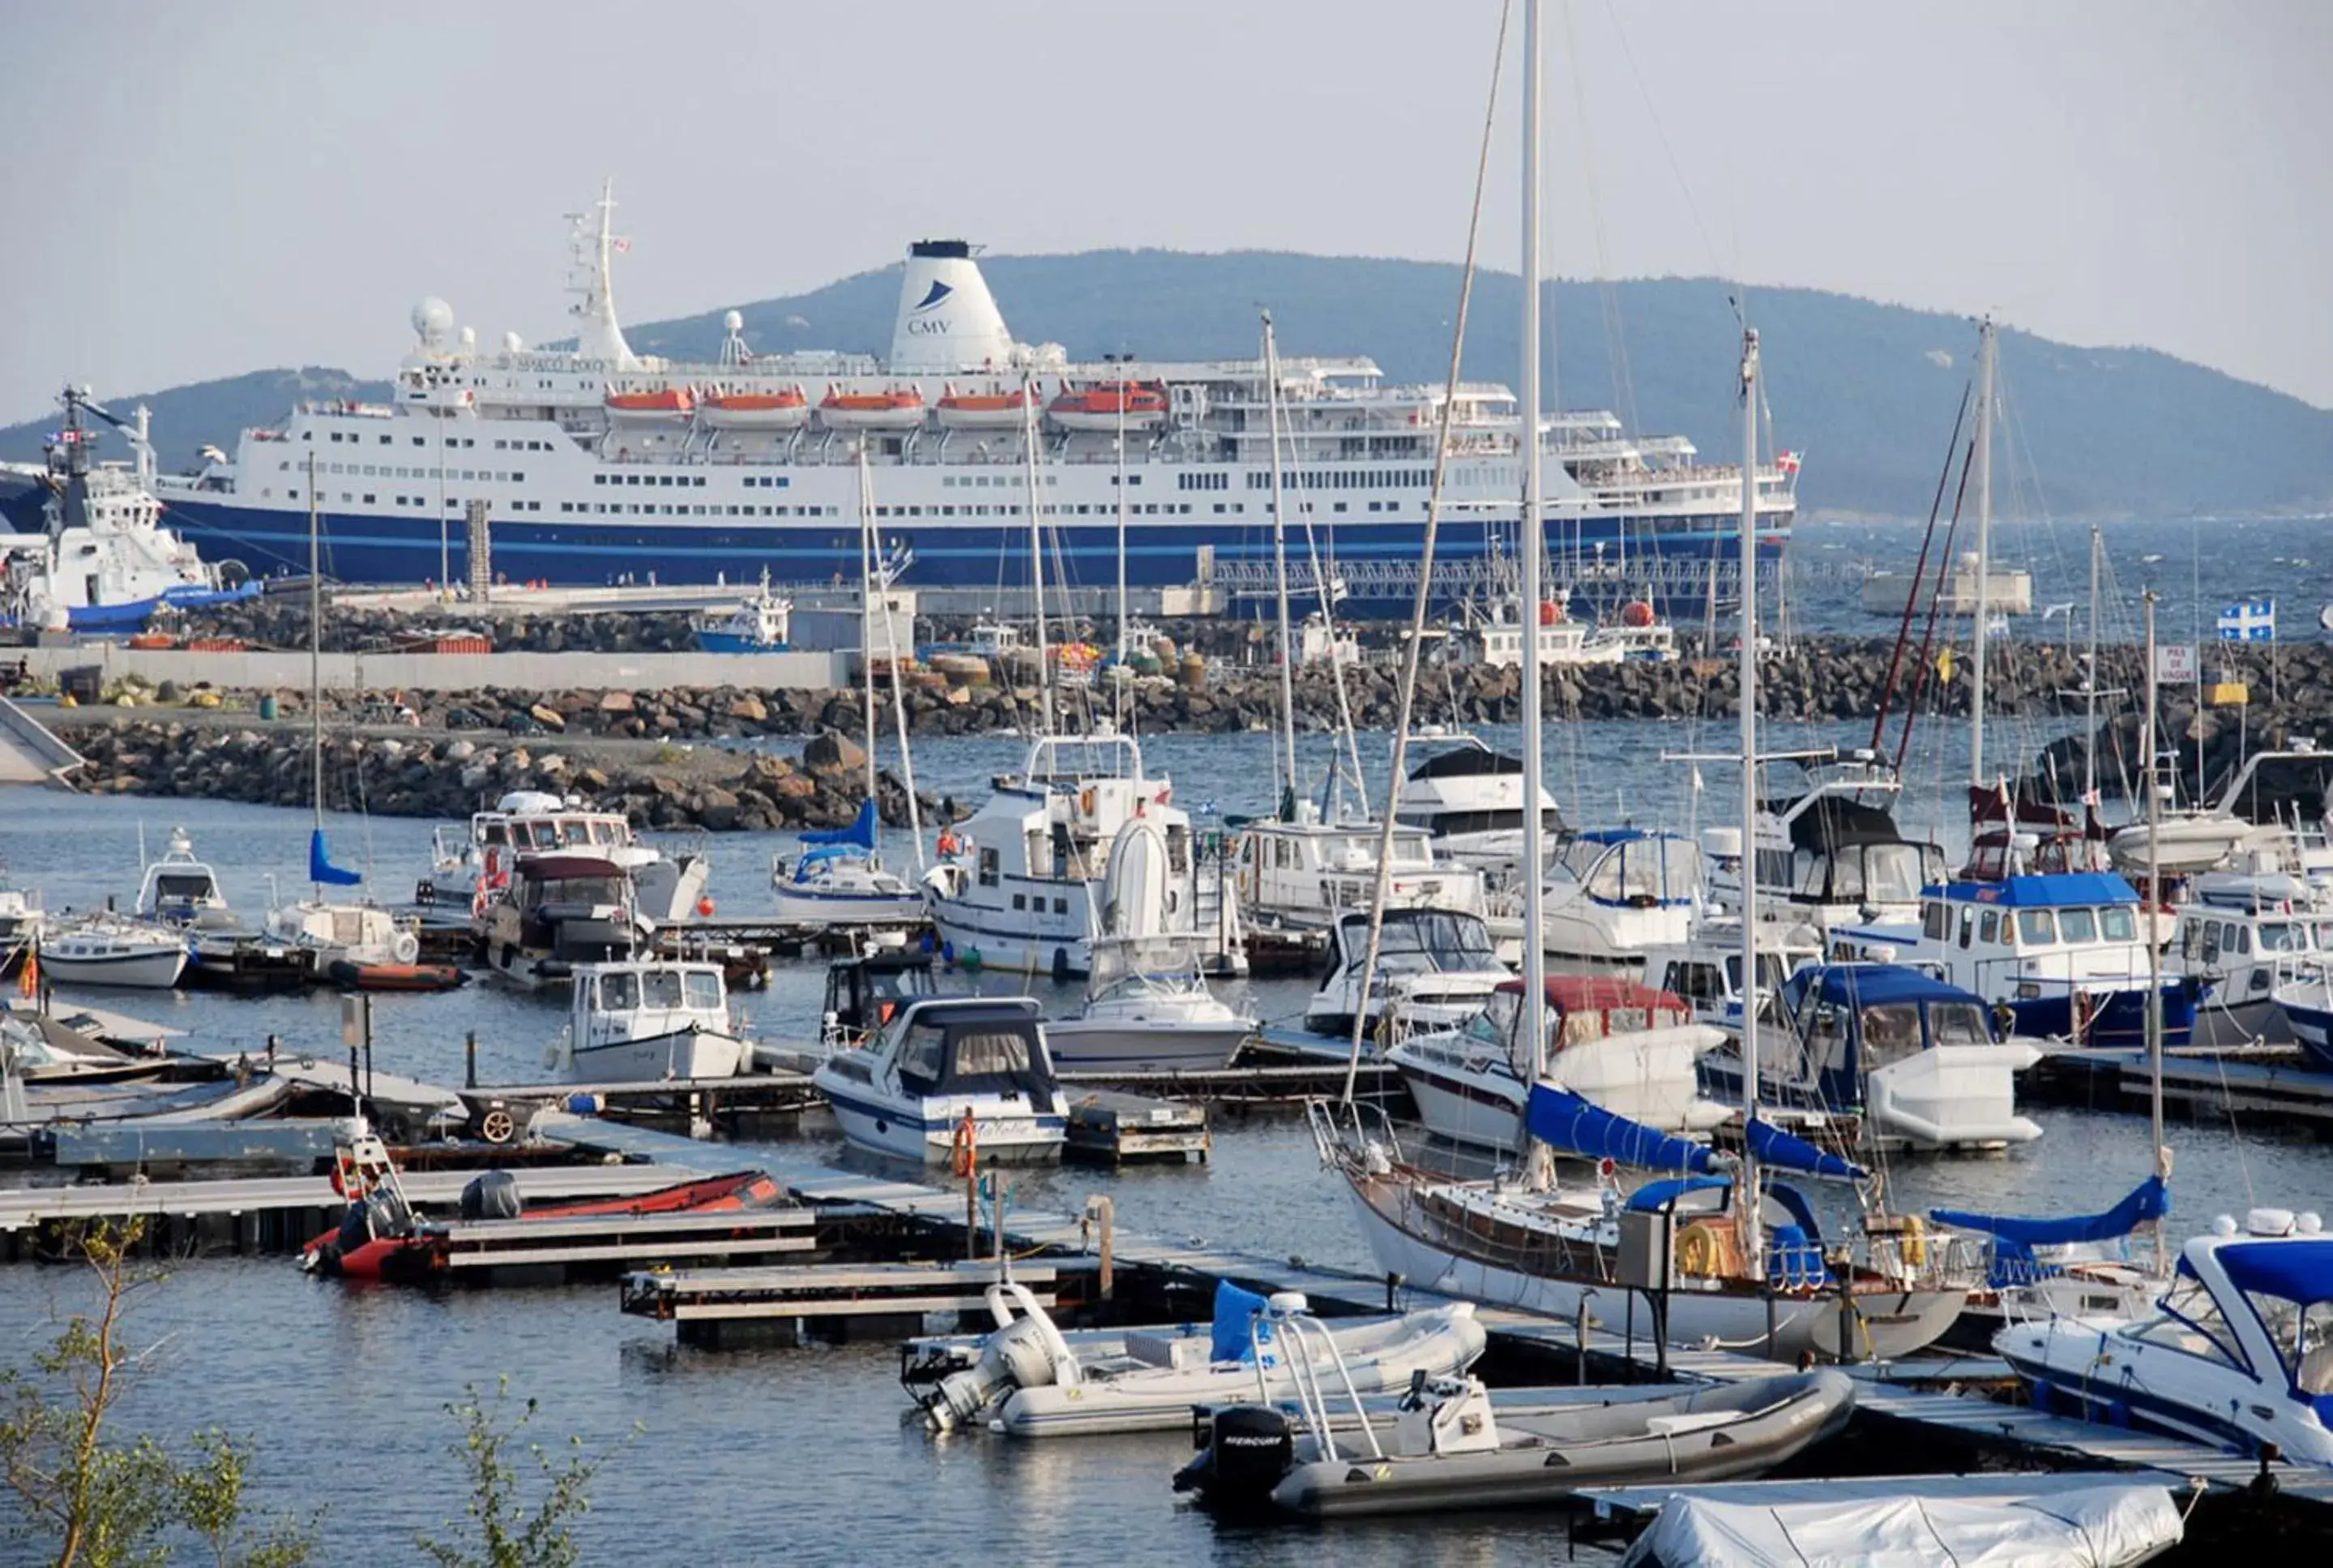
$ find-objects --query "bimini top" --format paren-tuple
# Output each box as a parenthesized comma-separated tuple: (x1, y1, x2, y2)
(2206, 1235, 2333, 1307)
(517, 854, 626, 882)
(1408, 746, 1521, 780)
(1931, 873, 2140, 908)
(1498, 976, 1690, 1018)
(1780, 963, 1983, 1013)
(1773, 795, 1904, 852)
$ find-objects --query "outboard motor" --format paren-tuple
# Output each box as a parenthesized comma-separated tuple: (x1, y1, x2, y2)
(927, 1315, 1058, 1433)
(1174, 1404, 1293, 1510)
(460, 1169, 523, 1221)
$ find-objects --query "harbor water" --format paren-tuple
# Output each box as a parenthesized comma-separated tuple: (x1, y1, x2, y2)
(5, 716, 2333, 1562)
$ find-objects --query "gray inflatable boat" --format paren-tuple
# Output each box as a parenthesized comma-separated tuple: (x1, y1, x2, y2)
(1176, 1368, 1856, 1520)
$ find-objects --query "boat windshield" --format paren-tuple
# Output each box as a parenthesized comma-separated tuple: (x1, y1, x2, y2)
(2237, 1286, 2333, 1395)
(2259, 921, 2309, 954)
(1465, 990, 1519, 1049)
(1830, 842, 1932, 905)
(537, 876, 626, 905)
(685, 971, 722, 1010)
(2099, 906, 2138, 942)
(152, 872, 216, 903)
(1859, 1003, 1925, 1070)
(1374, 912, 1501, 973)
(1928, 1001, 1993, 1045)
(1561, 835, 1701, 904)
(2126, 1275, 2248, 1370)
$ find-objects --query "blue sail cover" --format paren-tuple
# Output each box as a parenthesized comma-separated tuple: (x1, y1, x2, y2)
(308, 828, 361, 887)
(1929, 1174, 2169, 1247)
(1526, 1083, 1716, 1174)
(1745, 1117, 1868, 1181)
(798, 797, 878, 852)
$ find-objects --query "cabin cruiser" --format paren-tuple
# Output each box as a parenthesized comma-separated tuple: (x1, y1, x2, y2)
(1642, 916, 1824, 1037)
(1707, 963, 2043, 1152)
(1392, 731, 1566, 873)
(921, 730, 1240, 979)
(1701, 754, 1947, 939)
(1235, 810, 1486, 938)
(550, 959, 746, 1081)
(421, 790, 708, 925)
(1996, 1211, 2333, 1467)
(1045, 933, 1255, 1073)
(1387, 976, 1728, 1152)
(2167, 864, 2331, 1047)
(1832, 874, 2201, 1049)
(1302, 908, 1510, 1040)
(135, 827, 233, 929)
(769, 799, 925, 928)
(1495, 827, 1702, 976)
(810, 995, 1067, 1164)
(479, 853, 652, 991)
(35, 914, 189, 989)
(263, 899, 421, 982)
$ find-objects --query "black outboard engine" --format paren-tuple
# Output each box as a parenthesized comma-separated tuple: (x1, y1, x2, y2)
(1173, 1404, 1293, 1511)
(460, 1169, 523, 1220)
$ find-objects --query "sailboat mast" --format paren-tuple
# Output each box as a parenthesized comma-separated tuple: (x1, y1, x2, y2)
(1263, 313, 1301, 812)
(2085, 525, 2101, 800)
(1519, 0, 1551, 1185)
(1115, 391, 1130, 668)
(857, 446, 879, 805)
(308, 451, 324, 878)
(1021, 378, 1053, 737)
(1969, 318, 1997, 788)
(1737, 327, 1763, 1265)
(2141, 589, 2166, 1267)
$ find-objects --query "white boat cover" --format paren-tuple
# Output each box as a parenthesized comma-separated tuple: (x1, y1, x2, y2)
(1621, 1483, 2183, 1568)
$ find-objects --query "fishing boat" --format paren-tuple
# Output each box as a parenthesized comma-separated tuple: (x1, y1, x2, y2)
(771, 801, 925, 926)
(1996, 1210, 2333, 1466)
(1387, 976, 1728, 1152)
(1301, 908, 1510, 1040)
(909, 1279, 1485, 1438)
(810, 995, 1067, 1164)
(36, 914, 188, 989)
(2170, 865, 2331, 1047)
(1618, 1482, 2185, 1568)
(1175, 1297, 1853, 1518)
(549, 959, 746, 1081)
(479, 853, 650, 992)
(693, 585, 793, 652)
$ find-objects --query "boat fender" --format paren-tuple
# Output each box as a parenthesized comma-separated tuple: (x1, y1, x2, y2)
(391, 931, 421, 965)
(1079, 787, 1096, 818)
(950, 1109, 979, 1178)
(1675, 1224, 1721, 1278)
(1899, 1213, 1926, 1269)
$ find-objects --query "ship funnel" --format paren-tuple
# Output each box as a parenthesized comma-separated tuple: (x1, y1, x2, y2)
(889, 240, 1015, 374)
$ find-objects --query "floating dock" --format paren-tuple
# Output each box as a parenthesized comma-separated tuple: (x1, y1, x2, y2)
(1063, 1090, 1210, 1164)
(2032, 1044, 2333, 1131)
(412, 1203, 816, 1284)
(620, 1260, 1061, 1348)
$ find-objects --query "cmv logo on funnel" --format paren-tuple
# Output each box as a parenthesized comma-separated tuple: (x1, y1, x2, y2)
(908, 280, 954, 334)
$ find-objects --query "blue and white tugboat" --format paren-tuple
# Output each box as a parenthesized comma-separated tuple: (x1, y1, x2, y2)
(693, 578, 792, 652)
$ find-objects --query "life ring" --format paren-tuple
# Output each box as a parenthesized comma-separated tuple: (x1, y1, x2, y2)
(1899, 1214, 1927, 1270)
(1079, 786, 1096, 817)
(391, 930, 421, 965)
(1675, 1224, 1720, 1278)
(949, 1109, 978, 1178)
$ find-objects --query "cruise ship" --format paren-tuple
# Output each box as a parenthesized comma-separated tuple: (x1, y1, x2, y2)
(155, 183, 1798, 599)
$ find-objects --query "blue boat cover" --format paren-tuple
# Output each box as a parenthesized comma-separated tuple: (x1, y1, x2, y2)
(1211, 1279, 1271, 1364)
(1931, 873, 2140, 908)
(1928, 1173, 2169, 1246)
(1745, 1117, 1868, 1181)
(799, 797, 878, 852)
(1781, 963, 1985, 1013)
(1526, 1083, 1716, 1174)
(1623, 1176, 1828, 1252)
(307, 828, 361, 887)
(2214, 1237, 2333, 1307)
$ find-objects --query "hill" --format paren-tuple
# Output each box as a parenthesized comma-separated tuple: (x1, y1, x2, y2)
(7, 252, 2329, 520)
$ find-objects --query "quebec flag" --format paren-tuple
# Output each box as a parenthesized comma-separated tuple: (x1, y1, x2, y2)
(2218, 600, 2275, 642)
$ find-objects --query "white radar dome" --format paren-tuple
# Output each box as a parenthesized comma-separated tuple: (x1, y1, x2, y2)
(724, 310, 744, 332)
(411, 297, 456, 343)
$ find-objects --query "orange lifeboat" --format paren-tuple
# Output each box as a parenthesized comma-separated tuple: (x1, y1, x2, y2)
(1049, 379, 1166, 433)
(818, 384, 927, 431)
(935, 382, 1036, 431)
(604, 386, 694, 424)
(699, 384, 811, 432)
(1620, 600, 1657, 629)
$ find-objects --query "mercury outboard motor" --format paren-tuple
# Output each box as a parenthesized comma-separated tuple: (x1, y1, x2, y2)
(1173, 1404, 1293, 1510)
(926, 1314, 1058, 1432)
(460, 1169, 523, 1220)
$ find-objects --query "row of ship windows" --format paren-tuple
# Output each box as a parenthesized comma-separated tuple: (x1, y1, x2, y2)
(319, 430, 486, 451)
(276, 490, 546, 512)
(940, 473, 1067, 489)
(258, 493, 1411, 519)
(282, 464, 523, 482)
(1245, 468, 1434, 491)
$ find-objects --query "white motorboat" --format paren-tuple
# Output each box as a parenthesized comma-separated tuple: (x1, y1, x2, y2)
(265, 900, 420, 980)
(910, 1280, 1485, 1438)
(1046, 934, 1255, 1073)
(1388, 976, 1728, 1152)
(1700, 754, 1949, 940)
(1391, 731, 1566, 872)
(1302, 908, 1510, 1040)
(1643, 916, 1824, 1037)
(2168, 865, 2331, 1047)
(550, 959, 746, 1081)
(1619, 1482, 2185, 1568)
(1498, 827, 1703, 976)
(1236, 812, 1485, 937)
(769, 800, 925, 927)
(479, 852, 651, 992)
(421, 789, 708, 925)
(811, 995, 1066, 1164)
(37, 915, 188, 989)
(135, 827, 232, 929)
(1996, 1210, 2333, 1467)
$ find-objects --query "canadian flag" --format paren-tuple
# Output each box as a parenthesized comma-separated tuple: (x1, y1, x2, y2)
(1776, 451, 1801, 475)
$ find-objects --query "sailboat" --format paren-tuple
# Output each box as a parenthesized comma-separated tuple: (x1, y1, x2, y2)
(264, 457, 461, 990)
(1314, 39, 1964, 1360)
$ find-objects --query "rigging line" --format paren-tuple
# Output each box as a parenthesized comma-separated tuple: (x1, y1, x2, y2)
(1894, 433, 1979, 778)
(1288, 430, 1369, 803)
(1596, 0, 1734, 301)
(1342, 0, 1510, 1106)
(1870, 382, 1975, 754)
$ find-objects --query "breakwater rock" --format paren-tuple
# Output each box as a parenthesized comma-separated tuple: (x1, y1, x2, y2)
(65, 720, 936, 836)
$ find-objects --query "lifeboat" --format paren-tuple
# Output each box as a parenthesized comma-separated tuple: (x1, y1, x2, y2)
(818, 384, 927, 431)
(605, 386, 695, 425)
(935, 382, 1036, 431)
(699, 385, 811, 432)
(1049, 379, 1167, 433)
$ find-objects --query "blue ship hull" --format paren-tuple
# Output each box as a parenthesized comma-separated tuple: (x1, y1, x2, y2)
(157, 498, 1785, 602)
(2002, 985, 2198, 1050)
(693, 630, 789, 653)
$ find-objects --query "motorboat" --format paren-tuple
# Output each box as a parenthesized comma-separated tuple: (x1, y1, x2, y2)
(819, 948, 940, 1049)
(694, 586, 793, 653)
(810, 995, 1066, 1164)
(1642, 916, 1824, 1037)
(2168, 865, 2331, 1047)
(1303, 908, 1510, 1040)
(550, 959, 747, 1082)
(36, 914, 188, 989)
(770, 799, 925, 928)
(1045, 934, 1255, 1073)
(1996, 1210, 2333, 1467)
(265, 899, 421, 976)
(1720, 963, 2044, 1152)
(1391, 731, 1566, 872)
(1387, 976, 1728, 1152)
(1455, 596, 1613, 669)
(479, 853, 651, 992)
(420, 789, 709, 925)
(1831, 874, 2201, 1049)
(2271, 973, 2333, 1072)
(1582, 602, 1679, 664)
(1515, 827, 1703, 976)
(1235, 812, 1486, 938)
(908, 1279, 1485, 1438)
(135, 827, 233, 929)
(1617, 1482, 2185, 1568)
(1701, 754, 1949, 940)
(1176, 1306, 1854, 1519)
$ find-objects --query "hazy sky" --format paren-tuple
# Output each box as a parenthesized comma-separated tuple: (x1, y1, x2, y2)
(3, 0, 2328, 423)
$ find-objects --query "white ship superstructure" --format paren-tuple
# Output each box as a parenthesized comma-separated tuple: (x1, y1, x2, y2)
(155, 182, 1797, 596)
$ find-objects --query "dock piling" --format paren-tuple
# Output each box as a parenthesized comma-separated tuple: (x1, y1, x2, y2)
(1084, 1195, 1114, 1300)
